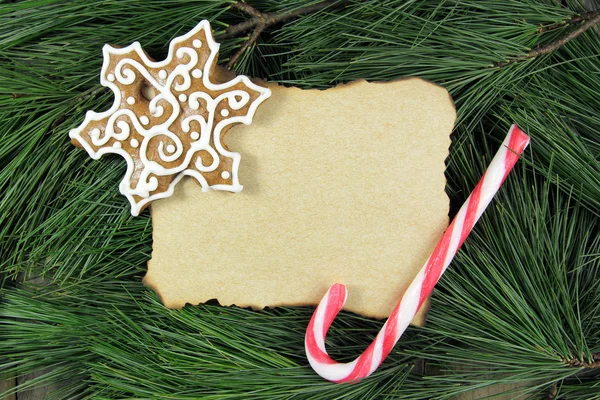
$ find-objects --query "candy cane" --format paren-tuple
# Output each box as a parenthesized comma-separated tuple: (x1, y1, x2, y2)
(305, 124, 530, 383)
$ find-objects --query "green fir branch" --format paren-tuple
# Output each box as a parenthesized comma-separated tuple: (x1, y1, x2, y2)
(1, 0, 599, 399)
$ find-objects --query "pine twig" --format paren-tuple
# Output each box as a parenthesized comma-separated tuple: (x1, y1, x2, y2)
(562, 353, 600, 369)
(495, 10, 600, 67)
(528, 10, 600, 57)
(539, 10, 600, 32)
(217, 0, 352, 69)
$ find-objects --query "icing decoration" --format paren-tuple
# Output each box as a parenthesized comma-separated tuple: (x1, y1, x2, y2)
(305, 125, 530, 382)
(69, 20, 271, 215)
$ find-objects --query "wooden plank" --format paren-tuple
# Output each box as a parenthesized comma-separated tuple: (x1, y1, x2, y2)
(453, 364, 531, 400)
(16, 370, 69, 400)
(0, 378, 16, 400)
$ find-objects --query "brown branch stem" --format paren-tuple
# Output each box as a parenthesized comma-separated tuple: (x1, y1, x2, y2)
(495, 10, 600, 67)
(217, 0, 352, 69)
(562, 352, 600, 369)
(539, 10, 600, 33)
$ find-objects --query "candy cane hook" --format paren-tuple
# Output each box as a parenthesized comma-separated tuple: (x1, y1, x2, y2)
(305, 125, 530, 383)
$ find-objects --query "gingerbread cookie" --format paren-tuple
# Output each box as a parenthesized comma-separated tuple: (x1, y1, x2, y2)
(69, 21, 271, 215)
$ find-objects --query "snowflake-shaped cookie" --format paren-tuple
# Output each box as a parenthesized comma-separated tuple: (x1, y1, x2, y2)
(69, 20, 271, 215)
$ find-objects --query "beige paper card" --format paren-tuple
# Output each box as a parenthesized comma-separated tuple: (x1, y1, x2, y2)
(146, 78, 455, 324)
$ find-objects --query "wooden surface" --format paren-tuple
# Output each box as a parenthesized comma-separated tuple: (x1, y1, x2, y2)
(2, 370, 527, 399)
(0, 378, 15, 400)
(1, 370, 72, 400)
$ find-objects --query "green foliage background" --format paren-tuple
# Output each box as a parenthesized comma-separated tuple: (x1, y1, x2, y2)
(0, 0, 598, 398)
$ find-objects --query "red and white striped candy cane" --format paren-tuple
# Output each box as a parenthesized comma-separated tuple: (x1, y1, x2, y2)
(305, 124, 530, 383)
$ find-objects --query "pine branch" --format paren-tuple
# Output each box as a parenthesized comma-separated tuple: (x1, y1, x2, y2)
(216, 0, 352, 68)
(495, 10, 600, 67)
(1, 1, 599, 398)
